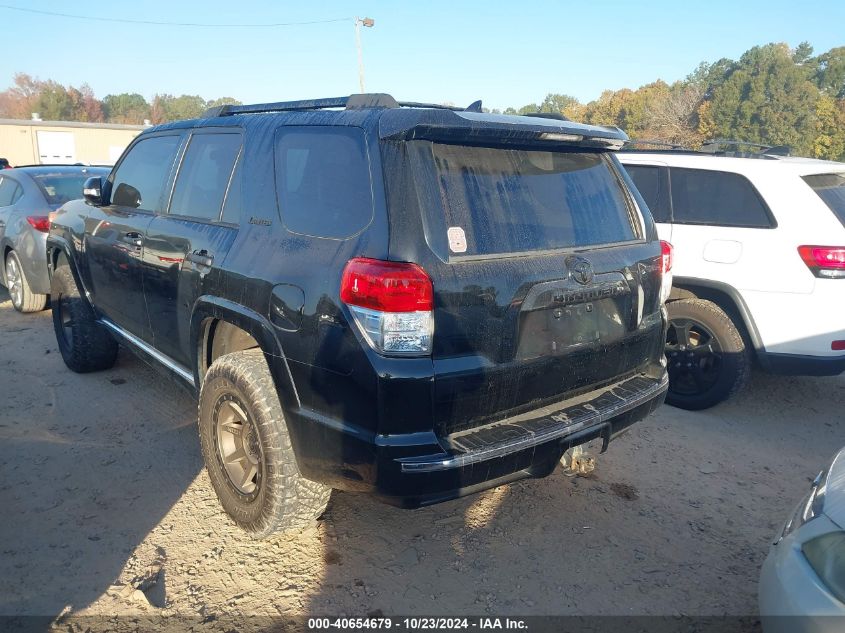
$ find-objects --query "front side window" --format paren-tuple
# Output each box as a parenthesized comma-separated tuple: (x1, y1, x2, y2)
(275, 127, 373, 239)
(803, 173, 845, 228)
(169, 133, 242, 221)
(413, 143, 637, 257)
(669, 167, 773, 228)
(110, 135, 181, 212)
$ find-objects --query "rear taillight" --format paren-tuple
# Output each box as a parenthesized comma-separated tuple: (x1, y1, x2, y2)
(659, 240, 674, 303)
(340, 257, 434, 355)
(798, 246, 845, 279)
(26, 215, 50, 232)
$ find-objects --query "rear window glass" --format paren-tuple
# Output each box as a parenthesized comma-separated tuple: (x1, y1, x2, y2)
(275, 127, 373, 239)
(669, 167, 773, 228)
(416, 143, 637, 257)
(32, 173, 98, 205)
(803, 173, 845, 227)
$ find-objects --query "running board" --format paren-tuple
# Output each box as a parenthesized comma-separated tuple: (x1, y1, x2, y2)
(99, 319, 195, 386)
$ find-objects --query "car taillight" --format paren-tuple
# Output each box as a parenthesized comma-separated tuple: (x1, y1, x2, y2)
(798, 245, 845, 279)
(26, 215, 51, 232)
(659, 240, 673, 303)
(340, 257, 434, 355)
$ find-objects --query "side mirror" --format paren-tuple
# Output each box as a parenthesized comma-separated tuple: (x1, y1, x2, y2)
(83, 177, 104, 206)
(112, 182, 141, 209)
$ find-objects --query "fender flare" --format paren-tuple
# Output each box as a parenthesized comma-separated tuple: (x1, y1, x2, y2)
(670, 276, 765, 353)
(45, 235, 95, 310)
(190, 296, 300, 408)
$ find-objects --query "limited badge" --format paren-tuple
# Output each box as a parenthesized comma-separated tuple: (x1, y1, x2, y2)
(447, 226, 467, 253)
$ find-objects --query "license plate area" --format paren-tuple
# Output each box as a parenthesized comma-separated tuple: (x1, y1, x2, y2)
(516, 298, 627, 360)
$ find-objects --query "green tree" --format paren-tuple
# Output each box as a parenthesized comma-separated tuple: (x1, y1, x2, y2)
(707, 43, 819, 154)
(814, 46, 845, 98)
(102, 93, 150, 124)
(205, 96, 242, 109)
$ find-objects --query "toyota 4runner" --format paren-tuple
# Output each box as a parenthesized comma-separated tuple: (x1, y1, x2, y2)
(47, 94, 670, 538)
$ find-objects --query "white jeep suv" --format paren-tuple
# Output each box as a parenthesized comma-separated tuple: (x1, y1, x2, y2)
(619, 145, 845, 409)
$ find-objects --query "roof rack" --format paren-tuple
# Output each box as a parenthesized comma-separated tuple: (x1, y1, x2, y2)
(621, 138, 792, 160)
(700, 139, 791, 156)
(202, 93, 484, 118)
(623, 139, 692, 151)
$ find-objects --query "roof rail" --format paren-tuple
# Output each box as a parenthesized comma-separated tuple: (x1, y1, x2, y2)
(701, 139, 792, 156)
(623, 139, 691, 151)
(202, 94, 484, 118)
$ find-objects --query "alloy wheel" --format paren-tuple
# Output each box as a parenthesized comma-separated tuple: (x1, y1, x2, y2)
(215, 397, 263, 495)
(665, 318, 724, 397)
(5, 255, 22, 308)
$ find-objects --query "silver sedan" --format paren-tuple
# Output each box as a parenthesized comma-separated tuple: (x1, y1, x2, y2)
(760, 447, 845, 632)
(0, 165, 109, 312)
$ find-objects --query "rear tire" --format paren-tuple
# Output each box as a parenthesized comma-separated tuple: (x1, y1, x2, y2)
(198, 348, 331, 539)
(51, 258, 118, 372)
(5, 251, 47, 313)
(665, 298, 751, 410)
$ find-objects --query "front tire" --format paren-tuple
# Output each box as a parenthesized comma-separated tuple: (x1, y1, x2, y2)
(50, 258, 118, 372)
(5, 251, 47, 313)
(198, 348, 331, 539)
(665, 298, 751, 410)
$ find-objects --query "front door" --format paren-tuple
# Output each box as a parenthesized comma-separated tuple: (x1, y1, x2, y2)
(84, 133, 183, 342)
(142, 130, 243, 366)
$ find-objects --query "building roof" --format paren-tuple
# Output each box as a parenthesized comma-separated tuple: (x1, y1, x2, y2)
(0, 118, 148, 131)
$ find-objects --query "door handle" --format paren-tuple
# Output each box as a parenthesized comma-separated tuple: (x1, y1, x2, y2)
(120, 232, 143, 247)
(186, 250, 214, 267)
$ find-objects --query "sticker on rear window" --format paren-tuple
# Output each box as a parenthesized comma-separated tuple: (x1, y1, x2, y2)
(447, 226, 467, 253)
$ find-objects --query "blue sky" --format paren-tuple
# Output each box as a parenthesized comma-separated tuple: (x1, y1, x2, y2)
(1, 0, 843, 111)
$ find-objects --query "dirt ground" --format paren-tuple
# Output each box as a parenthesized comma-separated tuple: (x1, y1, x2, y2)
(1, 285, 843, 629)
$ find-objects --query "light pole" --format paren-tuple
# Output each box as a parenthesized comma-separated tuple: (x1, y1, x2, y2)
(354, 16, 375, 93)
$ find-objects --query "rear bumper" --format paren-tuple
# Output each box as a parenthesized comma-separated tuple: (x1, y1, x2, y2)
(286, 370, 667, 508)
(758, 352, 845, 377)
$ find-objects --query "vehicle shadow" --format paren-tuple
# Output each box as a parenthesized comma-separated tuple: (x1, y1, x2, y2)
(0, 286, 202, 618)
(297, 366, 843, 625)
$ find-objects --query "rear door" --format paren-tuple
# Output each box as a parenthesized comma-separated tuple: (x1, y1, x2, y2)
(85, 133, 183, 341)
(142, 129, 242, 367)
(391, 141, 665, 436)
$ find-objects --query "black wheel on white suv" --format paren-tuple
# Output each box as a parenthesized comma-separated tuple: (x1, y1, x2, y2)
(198, 348, 331, 539)
(664, 298, 751, 410)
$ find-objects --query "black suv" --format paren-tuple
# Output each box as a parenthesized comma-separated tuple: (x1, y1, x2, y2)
(47, 94, 670, 538)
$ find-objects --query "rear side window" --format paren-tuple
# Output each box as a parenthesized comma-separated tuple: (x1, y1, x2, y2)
(624, 164, 669, 223)
(110, 135, 181, 212)
(669, 167, 773, 228)
(275, 127, 373, 239)
(0, 177, 21, 206)
(31, 173, 99, 205)
(169, 133, 242, 221)
(417, 143, 636, 257)
(802, 173, 845, 228)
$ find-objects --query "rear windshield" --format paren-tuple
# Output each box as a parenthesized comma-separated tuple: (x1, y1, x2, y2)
(410, 142, 637, 257)
(803, 173, 845, 227)
(32, 173, 96, 205)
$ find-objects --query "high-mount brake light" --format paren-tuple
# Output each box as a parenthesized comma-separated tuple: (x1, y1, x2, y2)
(659, 240, 674, 303)
(340, 257, 434, 355)
(798, 246, 845, 279)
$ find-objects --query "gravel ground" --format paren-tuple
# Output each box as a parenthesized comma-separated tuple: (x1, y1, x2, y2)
(1, 285, 843, 629)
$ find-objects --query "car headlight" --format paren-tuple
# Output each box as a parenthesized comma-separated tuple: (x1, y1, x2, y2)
(782, 470, 827, 539)
(803, 532, 845, 603)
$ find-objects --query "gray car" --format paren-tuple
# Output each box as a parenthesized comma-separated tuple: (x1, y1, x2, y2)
(759, 446, 845, 632)
(0, 165, 109, 312)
